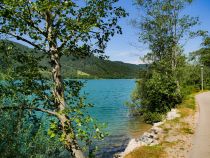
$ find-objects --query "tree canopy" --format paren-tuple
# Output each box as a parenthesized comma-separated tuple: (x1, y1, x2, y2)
(0, 0, 126, 56)
(128, 0, 201, 123)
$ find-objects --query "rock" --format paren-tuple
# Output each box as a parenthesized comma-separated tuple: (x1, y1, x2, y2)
(151, 127, 162, 135)
(113, 153, 123, 158)
(140, 141, 147, 146)
(139, 133, 154, 145)
(118, 108, 181, 157)
(150, 133, 159, 140)
(150, 140, 159, 146)
(153, 121, 164, 127)
(166, 109, 180, 120)
(148, 133, 155, 139)
(121, 138, 143, 155)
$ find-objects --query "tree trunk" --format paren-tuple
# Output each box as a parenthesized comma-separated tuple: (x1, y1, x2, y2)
(58, 114, 85, 158)
(171, 44, 181, 98)
(50, 46, 85, 158)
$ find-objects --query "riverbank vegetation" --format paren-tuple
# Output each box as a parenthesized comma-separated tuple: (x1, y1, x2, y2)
(125, 145, 166, 158)
(125, 92, 198, 158)
(128, 0, 210, 124)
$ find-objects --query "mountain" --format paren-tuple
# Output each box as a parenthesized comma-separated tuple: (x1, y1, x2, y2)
(0, 40, 145, 79)
(61, 56, 146, 78)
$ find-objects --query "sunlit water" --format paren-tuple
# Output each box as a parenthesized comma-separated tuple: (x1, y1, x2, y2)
(82, 79, 151, 157)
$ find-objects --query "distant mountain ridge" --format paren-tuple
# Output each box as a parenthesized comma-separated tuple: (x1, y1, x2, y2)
(0, 40, 145, 79)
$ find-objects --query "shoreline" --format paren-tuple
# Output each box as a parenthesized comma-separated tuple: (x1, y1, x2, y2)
(116, 93, 198, 158)
(115, 109, 181, 157)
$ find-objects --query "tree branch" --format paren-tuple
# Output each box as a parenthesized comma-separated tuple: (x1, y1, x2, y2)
(58, 32, 81, 51)
(58, 29, 98, 51)
(0, 106, 57, 116)
(1, 2, 46, 39)
(24, 4, 47, 37)
(0, 31, 45, 52)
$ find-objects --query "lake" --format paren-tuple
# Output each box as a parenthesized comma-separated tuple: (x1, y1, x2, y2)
(82, 79, 151, 157)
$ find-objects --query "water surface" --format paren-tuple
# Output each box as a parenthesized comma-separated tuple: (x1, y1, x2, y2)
(82, 79, 151, 157)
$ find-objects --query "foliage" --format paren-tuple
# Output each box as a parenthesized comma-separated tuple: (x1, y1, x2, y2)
(190, 48, 210, 67)
(0, 111, 64, 158)
(135, 0, 198, 67)
(0, 0, 127, 157)
(129, 71, 182, 123)
(189, 35, 210, 89)
(140, 71, 182, 113)
(0, 0, 127, 56)
(0, 41, 63, 157)
(128, 0, 200, 123)
(0, 41, 104, 157)
(142, 112, 163, 124)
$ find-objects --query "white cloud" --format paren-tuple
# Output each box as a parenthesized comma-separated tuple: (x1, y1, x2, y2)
(106, 50, 148, 64)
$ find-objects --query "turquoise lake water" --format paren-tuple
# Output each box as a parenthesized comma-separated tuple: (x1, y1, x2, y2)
(82, 79, 151, 157)
(1, 79, 149, 157)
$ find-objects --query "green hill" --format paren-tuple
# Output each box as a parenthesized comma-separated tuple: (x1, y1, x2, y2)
(0, 40, 145, 79)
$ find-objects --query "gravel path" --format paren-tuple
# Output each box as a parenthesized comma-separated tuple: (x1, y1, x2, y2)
(190, 92, 210, 158)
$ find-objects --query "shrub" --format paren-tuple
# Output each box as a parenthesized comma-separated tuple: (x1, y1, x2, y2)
(142, 112, 163, 124)
(139, 71, 182, 114)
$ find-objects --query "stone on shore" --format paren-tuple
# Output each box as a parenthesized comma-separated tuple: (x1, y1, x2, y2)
(166, 109, 180, 120)
(115, 109, 180, 158)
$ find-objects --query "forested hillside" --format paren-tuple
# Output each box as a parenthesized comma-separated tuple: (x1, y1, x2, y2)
(0, 40, 145, 79)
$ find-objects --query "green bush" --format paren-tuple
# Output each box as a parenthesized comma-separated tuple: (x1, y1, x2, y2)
(128, 70, 183, 123)
(139, 71, 182, 114)
(142, 112, 163, 124)
(0, 111, 64, 157)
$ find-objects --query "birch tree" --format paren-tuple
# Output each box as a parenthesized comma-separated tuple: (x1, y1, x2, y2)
(0, 0, 127, 157)
(129, 0, 199, 123)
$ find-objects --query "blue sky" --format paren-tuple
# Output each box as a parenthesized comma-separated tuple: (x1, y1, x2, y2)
(8, 0, 210, 65)
(105, 0, 210, 64)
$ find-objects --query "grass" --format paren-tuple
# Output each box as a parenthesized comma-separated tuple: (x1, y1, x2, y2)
(77, 70, 90, 76)
(162, 127, 171, 133)
(178, 94, 196, 110)
(181, 127, 194, 134)
(161, 140, 181, 147)
(124, 145, 166, 158)
(177, 92, 198, 119)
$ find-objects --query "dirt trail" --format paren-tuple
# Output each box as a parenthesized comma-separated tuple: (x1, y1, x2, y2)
(190, 92, 210, 158)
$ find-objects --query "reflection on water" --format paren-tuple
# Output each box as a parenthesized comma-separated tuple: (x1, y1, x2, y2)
(82, 80, 151, 157)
